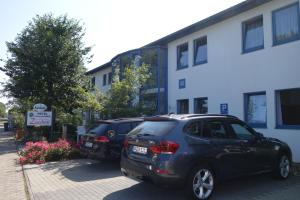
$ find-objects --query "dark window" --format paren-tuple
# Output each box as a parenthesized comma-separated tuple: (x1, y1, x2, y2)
(202, 120, 228, 139)
(103, 74, 107, 86)
(89, 123, 110, 136)
(179, 79, 186, 89)
(244, 92, 267, 128)
(177, 99, 189, 114)
(242, 15, 264, 53)
(229, 122, 255, 140)
(185, 121, 202, 137)
(194, 36, 207, 65)
(272, 3, 300, 45)
(131, 121, 142, 129)
(117, 123, 132, 135)
(194, 97, 208, 114)
(177, 43, 188, 69)
(91, 77, 95, 87)
(276, 88, 300, 127)
(108, 72, 112, 85)
(128, 121, 177, 136)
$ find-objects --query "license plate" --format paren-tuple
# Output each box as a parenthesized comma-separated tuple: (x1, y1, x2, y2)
(132, 146, 148, 154)
(85, 142, 93, 148)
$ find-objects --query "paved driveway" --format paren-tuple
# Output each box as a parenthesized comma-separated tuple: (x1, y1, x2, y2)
(24, 159, 300, 200)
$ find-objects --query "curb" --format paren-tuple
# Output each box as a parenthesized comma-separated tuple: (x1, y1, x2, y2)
(15, 139, 34, 200)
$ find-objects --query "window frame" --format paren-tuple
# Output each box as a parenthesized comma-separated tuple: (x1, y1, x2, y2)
(177, 99, 189, 114)
(108, 72, 112, 85)
(179, 79, 186, 89)
(275, 88, 300, 129)
(91, 77, 96, 87)
(103, 74, 107, 86)
(194, 97, 208, 114)
(272, 2, 300, 46)
(242, 15, 264, 54)
(244, 91, 267, 128)
(193, 36, 208, 66)
(177, 42, 189, 70)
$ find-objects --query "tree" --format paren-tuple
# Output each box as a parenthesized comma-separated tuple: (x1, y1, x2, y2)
(0, 102, 6, 118)
(0, 14, 99, 117)
(103, 62, 151, 118)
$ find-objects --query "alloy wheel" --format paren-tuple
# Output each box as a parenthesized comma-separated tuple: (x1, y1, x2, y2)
(192, 169, 214, 199)
(279, 155, 290, 178)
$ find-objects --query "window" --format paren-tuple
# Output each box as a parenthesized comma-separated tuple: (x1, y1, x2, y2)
(177, 43, 188, 69)
(108, 72, 112, 85)
(242, 15, 264, 53)
(177, 99, 189, 114)
(129, 121, 177, 136)
(103, 74, 107, 86)
(202, 120, 228, 139)
(185, 121, 202, 137)
(193, 36, 207, 65)
(229, 122, 255, 140)
(276, 88, 300, 128)
(272, 3, 300, 45)
(117, 123, 132, 135)
(244, 92, 267, 128)
(91, 77, 95, 87)
(179, 79, 186, 89)
(194, 97, 208, 114)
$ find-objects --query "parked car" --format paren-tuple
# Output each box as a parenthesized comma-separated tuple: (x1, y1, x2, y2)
(80, 118, 143, 160)
(121, 114, 292, 200)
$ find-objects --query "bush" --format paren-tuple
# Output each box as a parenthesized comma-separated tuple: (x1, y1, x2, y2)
(19, 139, 80, 165)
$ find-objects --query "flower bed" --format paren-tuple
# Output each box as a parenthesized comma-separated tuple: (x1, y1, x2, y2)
(19, 139, 81, 165)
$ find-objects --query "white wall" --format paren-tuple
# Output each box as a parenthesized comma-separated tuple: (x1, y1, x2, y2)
(167, 0, 300, 162)
(90, 67, 112, 93)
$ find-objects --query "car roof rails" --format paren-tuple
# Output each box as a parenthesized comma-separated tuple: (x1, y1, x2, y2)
(183, 114, 238, 119)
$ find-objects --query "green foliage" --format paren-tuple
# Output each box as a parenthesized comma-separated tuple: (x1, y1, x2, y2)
(0, 14, 100, 124)
(0, 102, 5, 118)
(103, 62, 151, 118)
(8, 106, 25, 129)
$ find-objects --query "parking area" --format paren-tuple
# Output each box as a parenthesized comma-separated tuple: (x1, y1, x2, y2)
(24, 159, 300, 200)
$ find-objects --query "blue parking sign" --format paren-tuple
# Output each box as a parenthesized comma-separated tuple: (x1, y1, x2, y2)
(220, 103, 228, 114)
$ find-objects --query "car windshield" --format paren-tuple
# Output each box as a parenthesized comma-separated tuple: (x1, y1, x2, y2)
(128, 121, 177, 136)
(88, 123, 110, 135)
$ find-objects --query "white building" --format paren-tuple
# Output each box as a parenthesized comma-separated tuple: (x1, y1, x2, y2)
(87, 0, 300, 162)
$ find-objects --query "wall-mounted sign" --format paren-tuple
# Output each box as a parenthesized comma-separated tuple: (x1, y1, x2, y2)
(33, 103, 47, 112)
(220, 103, 228, 115)
(27, 111, 52, 126)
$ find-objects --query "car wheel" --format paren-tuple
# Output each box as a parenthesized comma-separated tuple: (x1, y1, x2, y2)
(275, 154, 291, 179)
(186, 165, 215, 200)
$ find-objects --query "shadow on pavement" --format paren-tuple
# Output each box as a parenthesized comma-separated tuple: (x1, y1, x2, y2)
(61, 160, 122, 182)
(104, 174, 300, 200)
(103, 182, 185, 200)
(37, 159, 122, 182)
(0, 132, 18, 155)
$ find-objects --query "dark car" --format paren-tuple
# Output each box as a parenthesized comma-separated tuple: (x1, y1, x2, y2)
(80, 118, 143, 160)
(121, 114, 292, 200)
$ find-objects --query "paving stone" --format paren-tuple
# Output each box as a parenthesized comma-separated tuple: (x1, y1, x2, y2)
(0, 132, 26, 200)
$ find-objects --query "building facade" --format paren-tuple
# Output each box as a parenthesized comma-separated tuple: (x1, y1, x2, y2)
(87, 0, 300, 162)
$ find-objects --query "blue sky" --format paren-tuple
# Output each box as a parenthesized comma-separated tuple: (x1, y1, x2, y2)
(0, 0, 243, 104)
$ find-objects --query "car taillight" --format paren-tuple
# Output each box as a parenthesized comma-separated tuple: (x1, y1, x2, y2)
(150, 141, 179, 154)
(124, 138, 129, 149)
(95, 136, 109, 143)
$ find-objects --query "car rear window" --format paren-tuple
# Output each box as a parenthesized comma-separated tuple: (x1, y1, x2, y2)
(128, 121, 177, 136)
(88, 123, 111, 136)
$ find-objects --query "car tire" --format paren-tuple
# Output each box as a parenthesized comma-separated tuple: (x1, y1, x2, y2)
(186, 165, 215, 200)
(274, 153, 291, 179)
